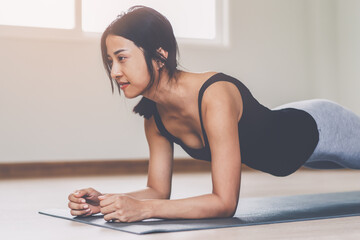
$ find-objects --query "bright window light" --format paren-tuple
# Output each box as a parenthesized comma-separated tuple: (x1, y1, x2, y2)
(0, 0, 75, 29)
(82, 0, 216, 39)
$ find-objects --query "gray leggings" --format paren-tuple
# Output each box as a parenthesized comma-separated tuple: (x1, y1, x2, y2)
(272, 99, 360, 169)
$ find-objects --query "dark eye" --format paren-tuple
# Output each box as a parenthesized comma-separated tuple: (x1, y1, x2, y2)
(118, 56, 126, 61)
(107, 60, 113, 67)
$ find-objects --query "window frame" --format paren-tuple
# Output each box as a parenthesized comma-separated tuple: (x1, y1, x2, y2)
(0, 0, 229, 46)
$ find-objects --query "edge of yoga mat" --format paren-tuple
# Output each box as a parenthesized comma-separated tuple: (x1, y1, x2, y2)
(39, 191, 360, 234)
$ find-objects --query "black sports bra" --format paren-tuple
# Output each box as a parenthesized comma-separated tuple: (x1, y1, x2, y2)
(153, 73, 319, 176)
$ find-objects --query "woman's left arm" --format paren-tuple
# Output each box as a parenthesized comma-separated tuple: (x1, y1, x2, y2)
(99, 85, 242, 222)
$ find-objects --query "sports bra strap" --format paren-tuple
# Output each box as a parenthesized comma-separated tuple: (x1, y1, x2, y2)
(153, 106, 176, 143)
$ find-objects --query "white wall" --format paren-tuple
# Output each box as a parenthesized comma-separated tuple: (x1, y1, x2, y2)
(305, 0, 337, 100)
(0, 0, 359, 163)
(336, 0, 360, 113)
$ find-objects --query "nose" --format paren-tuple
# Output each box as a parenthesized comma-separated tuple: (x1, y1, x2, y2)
(110, 63, 123, 81)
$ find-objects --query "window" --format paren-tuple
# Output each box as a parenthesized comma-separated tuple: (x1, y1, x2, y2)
(0, 0, 227, 44)
(0, 0, 75, 29)
(82, 0, 215, 40)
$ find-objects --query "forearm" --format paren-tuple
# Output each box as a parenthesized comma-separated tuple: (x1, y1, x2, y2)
(143, 193, 236, 219)
(122, 187, 169, 200)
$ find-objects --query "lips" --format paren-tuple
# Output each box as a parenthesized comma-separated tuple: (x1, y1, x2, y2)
(120, 83, 130, 90)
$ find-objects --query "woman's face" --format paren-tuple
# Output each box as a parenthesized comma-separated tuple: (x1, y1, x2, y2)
(106, 34, 152, 98)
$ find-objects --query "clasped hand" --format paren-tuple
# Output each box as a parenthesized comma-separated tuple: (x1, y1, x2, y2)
(68, 188, 149, 222)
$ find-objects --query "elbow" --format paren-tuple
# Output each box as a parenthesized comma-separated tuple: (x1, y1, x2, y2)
(213, 194, 238, 218)
(219, 202, 238, 218)
(158, 190, 171, 200)
(222, 206, 237, 218)
(163, 193, 171, 200)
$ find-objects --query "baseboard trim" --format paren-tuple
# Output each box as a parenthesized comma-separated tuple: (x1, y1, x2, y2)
(0, 158, 217, 179)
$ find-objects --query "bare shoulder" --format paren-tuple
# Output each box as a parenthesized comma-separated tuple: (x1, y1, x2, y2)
(201, 77, 243, 121)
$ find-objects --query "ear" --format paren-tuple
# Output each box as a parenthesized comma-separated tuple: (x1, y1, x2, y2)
(155, 48, 168, 70)
(156, 47, 168, 60)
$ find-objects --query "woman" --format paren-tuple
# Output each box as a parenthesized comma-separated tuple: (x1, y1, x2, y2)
(68, 6, 360, 222)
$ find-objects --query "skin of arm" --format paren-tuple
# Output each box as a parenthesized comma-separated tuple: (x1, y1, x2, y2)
(67, 115, 173, 217)
(120, 115, 174, 200)
(99, 82, 243, 222)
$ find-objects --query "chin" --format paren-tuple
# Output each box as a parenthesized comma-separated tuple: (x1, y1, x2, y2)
(123, 91, 141, 99)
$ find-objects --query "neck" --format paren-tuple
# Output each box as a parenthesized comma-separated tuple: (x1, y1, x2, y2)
(143, 70, 191, 113)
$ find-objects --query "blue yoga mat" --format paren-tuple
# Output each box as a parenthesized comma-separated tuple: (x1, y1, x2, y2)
(39, 191, 360, 234)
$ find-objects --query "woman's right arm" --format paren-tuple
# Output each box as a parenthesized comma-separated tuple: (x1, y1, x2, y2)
(68, 115, 174, 216)
(118, 115, 174, 200)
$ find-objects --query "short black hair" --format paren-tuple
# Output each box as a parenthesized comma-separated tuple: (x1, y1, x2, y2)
(100, 5, 179, 119)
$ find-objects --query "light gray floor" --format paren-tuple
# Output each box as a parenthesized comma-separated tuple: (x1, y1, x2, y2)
(1, 168, 360, 240)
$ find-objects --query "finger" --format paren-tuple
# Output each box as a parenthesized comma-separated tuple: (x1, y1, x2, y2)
(99, 194, 116, 207)
(73, 189, 88, 198)
(82, 209, 93, 217)
(68, 193, 86, 204)
(68, 202, 90, 211)
(98, 193, 113, 200)
(82, 206, 95, 217)
(70, 208, 91, 216)
(84, 188, 101, 201)
(104, 211, 130, 222)
(100, 204, 116, 215)
(103, 211, 120, 222)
